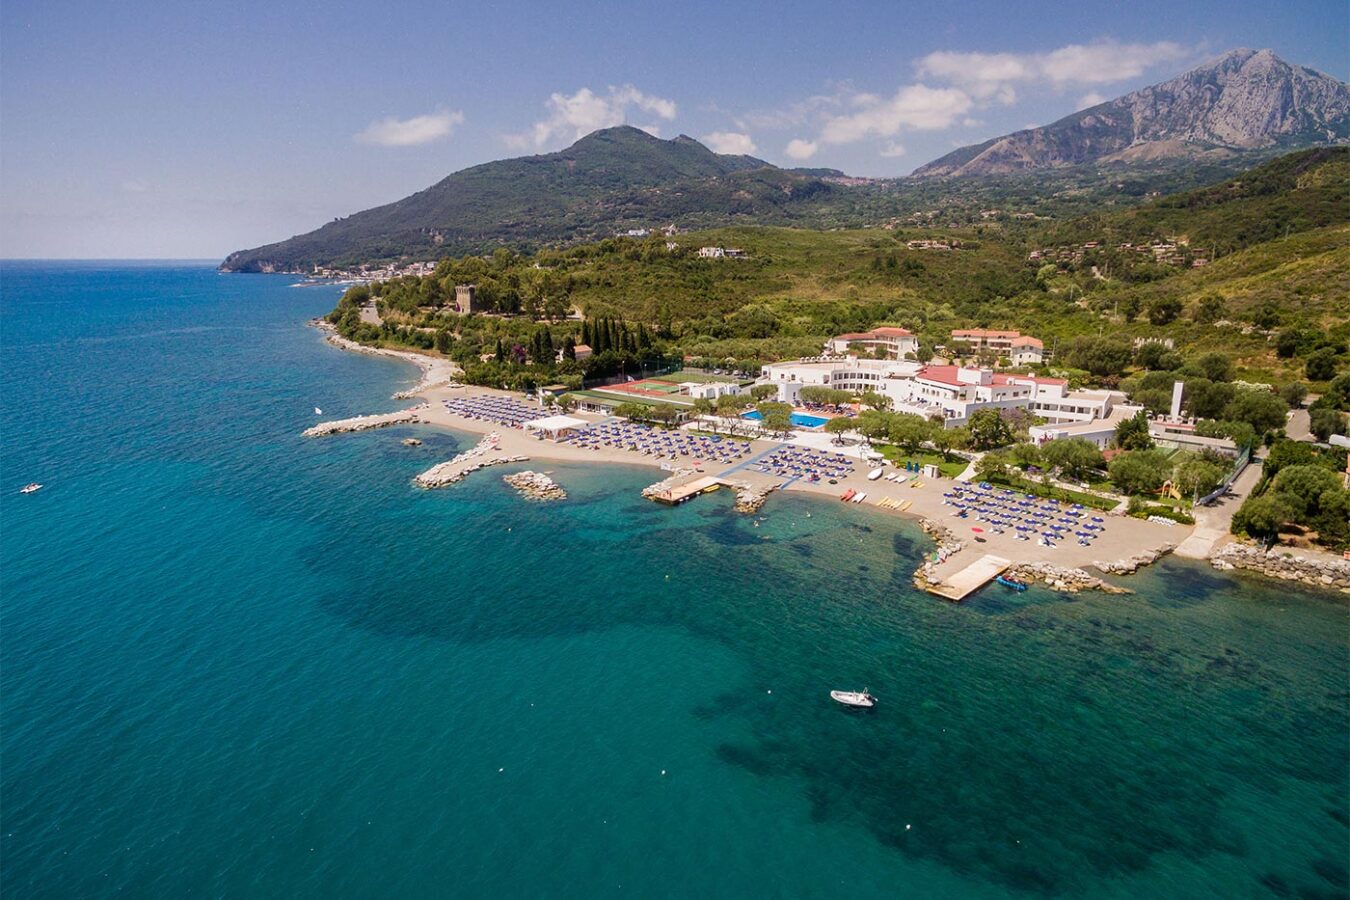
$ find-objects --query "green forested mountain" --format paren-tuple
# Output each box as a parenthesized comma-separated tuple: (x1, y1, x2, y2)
(221, 127, 853, 271)
(1040, 147, 1349, 254)
(327, 147, 1348, 384)
(220, 126, 1323, 273)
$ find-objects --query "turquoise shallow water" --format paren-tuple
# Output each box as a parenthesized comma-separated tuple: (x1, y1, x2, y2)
(2, 262, 1347, 898)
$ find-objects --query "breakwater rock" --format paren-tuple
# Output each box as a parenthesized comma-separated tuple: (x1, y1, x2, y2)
(1211, 543, 1350, 593)
(1094, 543, 1176, 575)
(503, 471, 566, 501)
(731, 482, 773, 513)
(641, 470, 694, 499)
(304, 405, 427, 437)
(1006, 562, 1132, 594)
(911, 519, 967, 591)
(415, 433, 526, 488)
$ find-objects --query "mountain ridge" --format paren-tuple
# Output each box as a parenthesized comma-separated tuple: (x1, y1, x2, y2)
(914, 49, 1350, 178)
(220, 126, 820, 272)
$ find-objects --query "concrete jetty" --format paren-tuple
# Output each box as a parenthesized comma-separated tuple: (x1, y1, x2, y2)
(924, 553, 1012, 601)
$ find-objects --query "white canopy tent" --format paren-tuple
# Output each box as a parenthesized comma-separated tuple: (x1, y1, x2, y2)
(523, 415, 590, 440)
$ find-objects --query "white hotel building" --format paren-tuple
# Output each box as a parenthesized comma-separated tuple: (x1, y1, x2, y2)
(761, 358, 1124, 434)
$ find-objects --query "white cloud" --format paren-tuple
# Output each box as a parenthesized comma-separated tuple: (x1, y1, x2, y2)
(510, 85, 677, 149)
(120, 180, 149, 193)
(879, 142, 907, 158)
(355, 110, 464, 147)
(1077, 91, 1107, 109)
(703, 131, 758, 155)
(916, 41, 1189, 104)
(819, 85, 972, 144)
(784, 138, 818, 160)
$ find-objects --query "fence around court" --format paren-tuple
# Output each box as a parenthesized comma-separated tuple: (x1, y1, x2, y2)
(1195, 444, 1253, 508)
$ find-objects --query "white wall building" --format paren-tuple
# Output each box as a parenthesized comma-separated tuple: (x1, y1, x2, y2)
(760, 358, 922, 405)
(1009, 335, 1044, 366)
(825, 327, 919, 360)
(684, 381, 744, 400)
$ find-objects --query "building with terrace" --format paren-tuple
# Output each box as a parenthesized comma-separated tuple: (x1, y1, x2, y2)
(825, 327, 919, 360)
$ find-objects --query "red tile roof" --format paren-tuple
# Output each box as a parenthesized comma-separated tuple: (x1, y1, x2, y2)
(917, 365, 1022, 387)
(870, 327, 914, 337)
(1011, 336, 1043, 348)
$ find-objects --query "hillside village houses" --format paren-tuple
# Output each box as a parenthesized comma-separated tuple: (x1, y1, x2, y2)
(697, 246, 749, 259)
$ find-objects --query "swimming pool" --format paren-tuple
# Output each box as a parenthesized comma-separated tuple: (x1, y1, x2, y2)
(742, 410, 830, 429)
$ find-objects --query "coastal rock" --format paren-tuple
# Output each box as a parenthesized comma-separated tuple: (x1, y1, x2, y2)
(402, 438, 423, 446)
(503, 471, 566, 501)
(1093, 543, 1176, 575)
(1210, 543, 1350, 594)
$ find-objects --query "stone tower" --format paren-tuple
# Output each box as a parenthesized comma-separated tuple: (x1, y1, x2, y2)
(454, 284, 477, 314)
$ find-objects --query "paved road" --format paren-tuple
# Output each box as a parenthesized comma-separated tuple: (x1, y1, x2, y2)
(1286, 407, 1312, 441)
(1174, 461, 1264, 559)
(359, 301, 382, 326)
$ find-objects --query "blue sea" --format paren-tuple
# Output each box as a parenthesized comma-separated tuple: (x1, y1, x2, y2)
(2, 262, 1347, 899)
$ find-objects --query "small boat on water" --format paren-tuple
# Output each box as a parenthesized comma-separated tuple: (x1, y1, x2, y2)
(314, 407, 323, 415)
(19, 483, 43, 494)
(867, 468, 884, 481)
(996, 575, 1027, 592)
(830, 689, 877, 708)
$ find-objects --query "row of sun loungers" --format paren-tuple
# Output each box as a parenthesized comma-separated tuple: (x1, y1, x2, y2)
(749, 446, 855, 481)
(443, 397, 541, 427)
(942, 482, 1107, 548)
(558, 421, 751, 465)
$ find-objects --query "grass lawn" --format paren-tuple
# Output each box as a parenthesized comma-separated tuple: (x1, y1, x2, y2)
(878, 446, 968, 478)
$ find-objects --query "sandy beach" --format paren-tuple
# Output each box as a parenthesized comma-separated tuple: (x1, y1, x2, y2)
(402, 381, 1185, 584)
(301, 317, 1194, 594)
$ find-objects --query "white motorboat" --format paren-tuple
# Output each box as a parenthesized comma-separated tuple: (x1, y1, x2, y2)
(830, 689, 877, 708)
(851, 491, 866, 503)
(867, 468, 884, 481)
(314, 407, 323, 415)
(19, 482, 42, 494)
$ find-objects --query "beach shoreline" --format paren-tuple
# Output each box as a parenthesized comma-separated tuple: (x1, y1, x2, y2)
(310, 335, 1350, 596)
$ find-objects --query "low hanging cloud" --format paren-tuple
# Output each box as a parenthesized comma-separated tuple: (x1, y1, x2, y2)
(356, 110, 465, 147)
(1077, 91, 1108, 109)
(702, 131, 757, 155)
(819, 85, 973, 145)
(509, 85, 677, 149)
(916, 41, 1189, 104)
(784, 138, 818, 160)
(879, 142, 907, 158)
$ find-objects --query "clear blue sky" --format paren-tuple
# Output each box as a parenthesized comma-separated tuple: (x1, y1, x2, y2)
(2, 0, 1345, 258)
